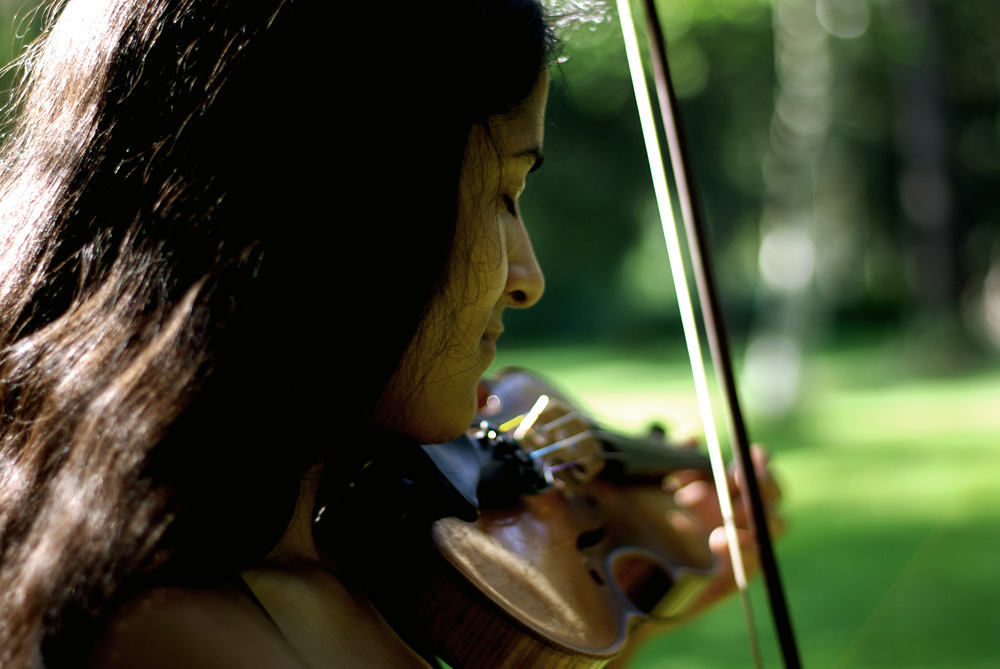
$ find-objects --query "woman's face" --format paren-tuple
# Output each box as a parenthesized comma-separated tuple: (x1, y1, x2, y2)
(378, 73, 549, 444)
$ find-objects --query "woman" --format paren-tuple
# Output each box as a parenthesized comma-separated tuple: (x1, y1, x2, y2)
(0, 1, 778, 667)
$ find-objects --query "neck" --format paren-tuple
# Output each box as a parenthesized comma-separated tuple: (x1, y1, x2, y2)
(262, 462, 327, 568)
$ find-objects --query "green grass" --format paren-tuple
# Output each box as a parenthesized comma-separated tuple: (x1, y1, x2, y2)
(492, 340, 1000, 667)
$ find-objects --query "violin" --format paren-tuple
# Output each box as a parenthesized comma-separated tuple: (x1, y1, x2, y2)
(314, 367, 722, 668)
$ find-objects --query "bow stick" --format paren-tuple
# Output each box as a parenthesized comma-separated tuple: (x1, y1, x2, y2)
(614, 1, 802, 666)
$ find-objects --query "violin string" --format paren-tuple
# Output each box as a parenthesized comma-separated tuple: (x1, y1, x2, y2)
(545, 452, 603, 474)
(616, 1, 763, 666)
(528, 429, 595, 460)
(496, 401, 588, 436)
(531, 410, 580, 434)
(512, 394, 551, 441)
(833, 496, 960, 668)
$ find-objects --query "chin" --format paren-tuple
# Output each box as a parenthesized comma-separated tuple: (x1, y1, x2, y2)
(419, 392, 479, 444)
(423, 411, 476, 445)
(383, 374, 481, 445)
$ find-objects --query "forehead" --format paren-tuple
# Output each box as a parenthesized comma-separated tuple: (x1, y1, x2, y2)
(461, 73, 549, 188)
(493, 73, 549, 158)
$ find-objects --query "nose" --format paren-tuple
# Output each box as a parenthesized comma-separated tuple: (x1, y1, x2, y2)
(504, 217, 545, 308)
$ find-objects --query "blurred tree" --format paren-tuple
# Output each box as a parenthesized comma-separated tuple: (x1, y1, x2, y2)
(512, 0, 778, 344)
(888, 0, 966, 366)
(514, 0, 1000, 381)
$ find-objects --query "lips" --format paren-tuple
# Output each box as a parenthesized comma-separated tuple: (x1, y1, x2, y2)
(480, 336, 497, 360)
(477, 381, 491, 409)
(481, 327, 502, 363)
(482, 325, 504, 343)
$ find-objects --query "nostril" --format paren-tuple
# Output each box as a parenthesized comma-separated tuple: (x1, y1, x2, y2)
(505, 265, 544, 309)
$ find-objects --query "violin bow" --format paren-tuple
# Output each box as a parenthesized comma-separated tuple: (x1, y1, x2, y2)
(614, 0, 802, 666)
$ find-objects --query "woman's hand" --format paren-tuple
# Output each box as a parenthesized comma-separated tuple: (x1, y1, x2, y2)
(606, 443, 785, 669)
(669, 444, 785, 616)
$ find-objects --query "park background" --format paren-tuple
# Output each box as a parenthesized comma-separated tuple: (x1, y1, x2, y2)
(1, 1, 997, 666)
(499, 0, 1000, 666)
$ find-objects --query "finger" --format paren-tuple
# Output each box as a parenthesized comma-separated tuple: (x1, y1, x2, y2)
(673, 479, 723, 531)
(672, 526, 762, 617)
(664, 468, 704, 491)
(766, 510, 787, 539)
(720, 485, 787, 539)
(750, 444, 782, 503)
(674, 470, 753, 530)
(727, 445, 782, 505)
(709, 525, 760, 579)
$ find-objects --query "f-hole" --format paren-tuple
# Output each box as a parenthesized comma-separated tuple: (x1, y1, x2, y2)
(611, 553, 674, 614)
(576, 527, 606, 550)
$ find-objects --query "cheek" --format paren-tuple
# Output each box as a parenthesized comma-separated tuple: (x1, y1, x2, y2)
(375, 204, 509, 442)
(463, 219, 507, 308)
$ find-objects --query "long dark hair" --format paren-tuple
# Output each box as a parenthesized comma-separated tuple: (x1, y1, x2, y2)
(0, 0, 556, 666)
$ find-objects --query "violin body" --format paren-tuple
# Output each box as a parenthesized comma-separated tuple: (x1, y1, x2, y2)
(418, 481, 714, 667)
(314, 368, 716, 668)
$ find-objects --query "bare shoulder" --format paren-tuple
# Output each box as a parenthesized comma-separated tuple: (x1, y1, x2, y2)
(89, 585, 306, 669)
(241, 565, 432, 668)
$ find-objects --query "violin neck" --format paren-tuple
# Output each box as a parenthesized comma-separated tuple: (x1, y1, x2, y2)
(594, 429, 711, 482)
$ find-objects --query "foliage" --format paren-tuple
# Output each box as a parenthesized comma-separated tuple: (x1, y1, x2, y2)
(516, 1, 777, 342)
(513, 0, 1000, 363)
